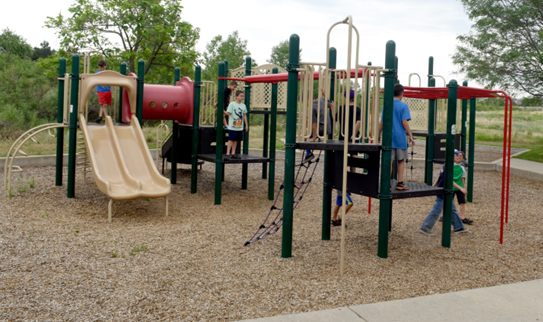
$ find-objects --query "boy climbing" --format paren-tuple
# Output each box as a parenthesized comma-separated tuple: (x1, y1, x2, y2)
(95, 60, 111, 124)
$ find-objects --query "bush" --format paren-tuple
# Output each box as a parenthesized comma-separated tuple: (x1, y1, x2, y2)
(0, 54, 57, 137)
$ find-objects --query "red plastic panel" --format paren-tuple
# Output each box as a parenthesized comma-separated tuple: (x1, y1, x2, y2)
(122, 76, 194, 125)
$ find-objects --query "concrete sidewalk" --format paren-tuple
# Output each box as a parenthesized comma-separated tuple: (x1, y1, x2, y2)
(239, 279, 543, 322)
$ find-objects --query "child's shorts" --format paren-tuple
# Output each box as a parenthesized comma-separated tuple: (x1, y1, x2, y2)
(336, 193, 353, 206)
(97, 91, 112, 105)
(454, 190, 466, 204)
(228, 130, 244, 142)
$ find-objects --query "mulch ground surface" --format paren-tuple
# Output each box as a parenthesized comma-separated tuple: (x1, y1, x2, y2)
(1, 158, 542, 321)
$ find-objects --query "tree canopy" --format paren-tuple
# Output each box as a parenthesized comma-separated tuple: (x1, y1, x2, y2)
(45, 0, 199, 82)
(0, 28, 33, 59)
(453, 0, 543, 97)
(267, 39, 302, 69)
(32, 41, 55, 61)
(201, 31, 255, 81)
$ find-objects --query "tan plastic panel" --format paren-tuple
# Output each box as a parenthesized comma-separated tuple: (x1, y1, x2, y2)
(113, 117, 170, 197)
(79, 70, 137, 115)
(78, 114, 170, 200)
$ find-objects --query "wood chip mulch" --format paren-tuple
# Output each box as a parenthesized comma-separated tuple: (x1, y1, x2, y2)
(1, 159, 542, 321)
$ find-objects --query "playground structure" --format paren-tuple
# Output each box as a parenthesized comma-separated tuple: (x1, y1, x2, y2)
(3, 17, 514, 268)
(263, 16, 513, 270)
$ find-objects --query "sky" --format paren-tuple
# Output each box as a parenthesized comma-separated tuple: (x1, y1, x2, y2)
(1, 0, 478, 87)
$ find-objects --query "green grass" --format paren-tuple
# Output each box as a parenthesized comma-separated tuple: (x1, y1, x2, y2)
(129, 244, 148, 256)
(1, 109, 541, 163)
(514, 145, 543, 163)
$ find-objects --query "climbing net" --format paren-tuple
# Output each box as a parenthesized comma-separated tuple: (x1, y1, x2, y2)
(244, 151, 322, 246)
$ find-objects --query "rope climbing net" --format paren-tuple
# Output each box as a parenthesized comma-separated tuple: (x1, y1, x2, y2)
(244, 151, 322, 246)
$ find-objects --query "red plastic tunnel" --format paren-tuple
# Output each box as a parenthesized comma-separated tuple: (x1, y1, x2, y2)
(122, 75, 194, 125)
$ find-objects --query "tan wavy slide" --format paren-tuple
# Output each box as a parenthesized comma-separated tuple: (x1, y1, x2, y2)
(78, 71, 171, 222)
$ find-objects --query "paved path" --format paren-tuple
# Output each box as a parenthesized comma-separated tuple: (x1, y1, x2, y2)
(239, 279, 543, 322)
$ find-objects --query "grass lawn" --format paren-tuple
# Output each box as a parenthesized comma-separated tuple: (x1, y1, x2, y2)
(2, 109, 541, 163)
(513, 145, 543, 163)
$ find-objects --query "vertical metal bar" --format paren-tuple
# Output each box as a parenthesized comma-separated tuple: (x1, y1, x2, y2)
(55, 58, 66, 186)
(377, 41, 396, 259)
(171, 67, 181, 184)
(268, 68, 278, 200)
(118, 62, 127, 123)
(136, 60, 145, 128)
(461, 81, 468, 153)
(281, 34, 300, 258)
(191, 66, 202, 194)
(215, 62, 226, 205)
(222, 60, 228, 183)
(442, 79, 459, 248)
(322, 47, 336, 241)
(425, 56, 436, 185)
(262, 111, 269, 179)
(467, 97, 476, 202)
(363, 61, 371, 143)
(242, 57, 251, 189)
(67, 55, 80, 198)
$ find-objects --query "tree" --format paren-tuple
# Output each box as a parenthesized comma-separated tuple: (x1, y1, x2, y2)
(0, 54, 58, 137)
(201, 31, 255, 81)
(0, 28, 33, 59)
(267, 39, 302, 69)
(522, 95, 543, 106)
(45, 0, 199, 81)
(32, 41, 55, 60)
(453, 0, 543, 97)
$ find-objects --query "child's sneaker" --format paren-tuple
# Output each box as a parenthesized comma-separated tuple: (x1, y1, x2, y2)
(420, 228, 435, 236)
(396, 181, 409, 190)
(95, 117, 102, 124)
(303, 152, 315, 164)
(453, 227, 469, 234)
(462, 218, 473, 225)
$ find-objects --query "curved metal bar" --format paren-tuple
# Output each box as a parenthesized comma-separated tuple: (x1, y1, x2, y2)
(4, 123, 68, 194)
(408, 73, 421, 87)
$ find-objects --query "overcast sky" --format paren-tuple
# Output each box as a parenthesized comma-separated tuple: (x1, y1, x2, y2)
(1, 0, 477, 87)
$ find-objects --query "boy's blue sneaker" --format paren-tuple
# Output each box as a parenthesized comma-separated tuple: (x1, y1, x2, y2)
(420, 228, 435, 236)
(453, 227, 469, 234)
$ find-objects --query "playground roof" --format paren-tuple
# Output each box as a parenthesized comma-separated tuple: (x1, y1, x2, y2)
(403, 86, 508, 100)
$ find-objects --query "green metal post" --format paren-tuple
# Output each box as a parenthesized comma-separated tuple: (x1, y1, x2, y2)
(191, 66, 202, 194)
(425, 56, 436, 185)
(442, 79, 459, 248)
(321, 47, 336, 241)
(222, 60, 229, 183)
(67, 55, 80, 198)
(242, 57, 252, 189)
(268, 67, 278, 200)
(171, 67, 181, 184)
(55, 58, 66, 186)
(118, 62, 127, 123)
(461, 81, 468, 153)
(281, 34, 300, 258)
(394, 56, 399, 84)
(214, 62, 226, 205)
(262, 109, 269, 179)
(467, 97, 476, 202)
(136, 60, 145, 128)
(377, 41, 396, 258)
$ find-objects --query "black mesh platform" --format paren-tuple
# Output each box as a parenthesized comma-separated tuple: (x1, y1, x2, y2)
(386, 180, 444, 199)
(250, 110, 287, 115)
(198, 154, 269, 164)
(297, 140, 381, 152)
